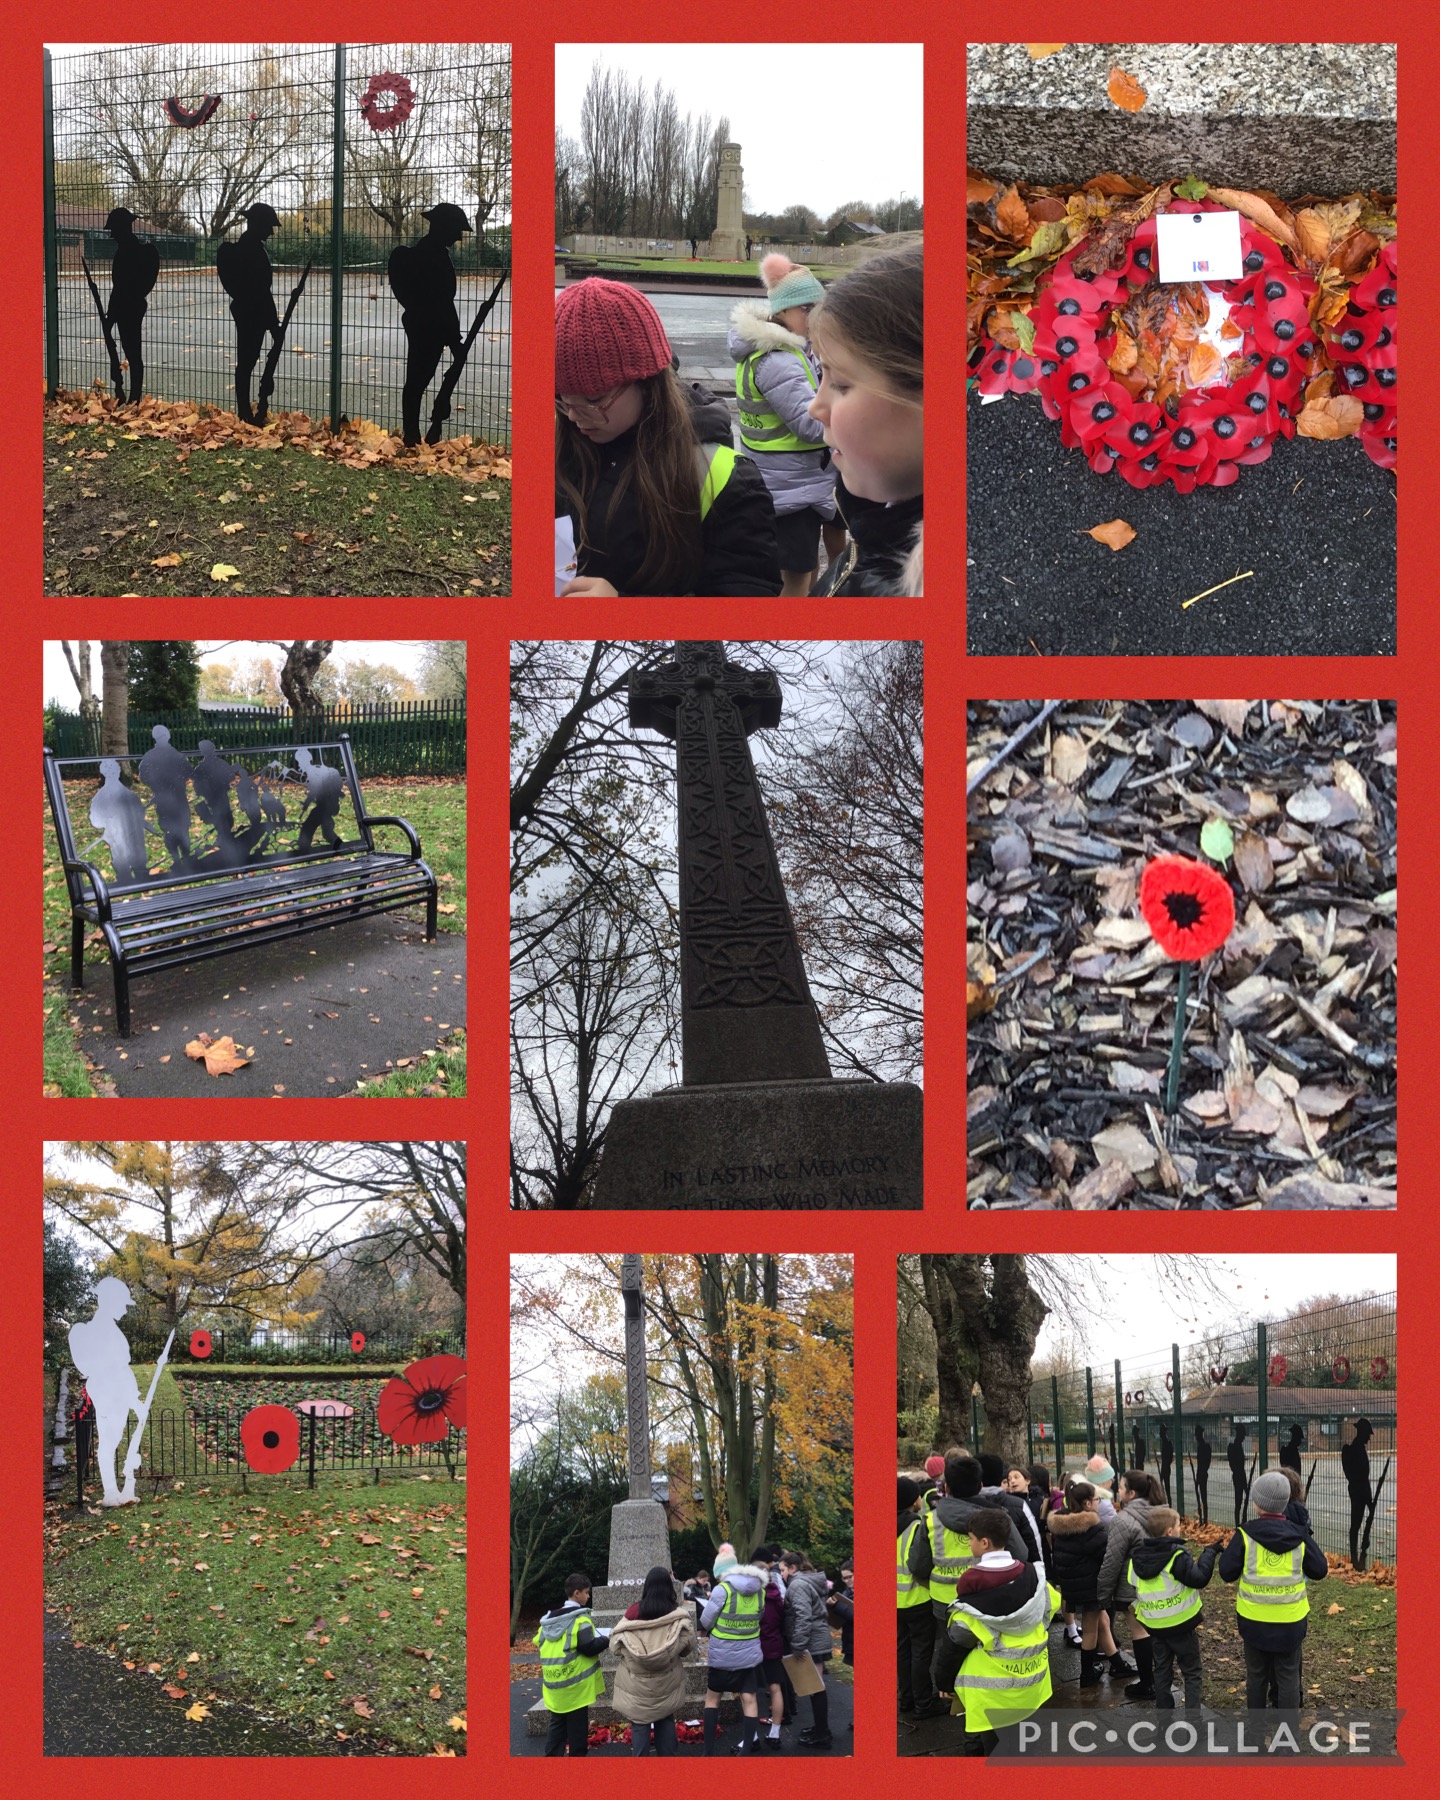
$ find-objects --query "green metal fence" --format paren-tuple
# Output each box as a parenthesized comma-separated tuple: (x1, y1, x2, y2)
(968, 1293, 1396, 1566)
(46, 699, 466, 776)
(43, 41, 511, 445)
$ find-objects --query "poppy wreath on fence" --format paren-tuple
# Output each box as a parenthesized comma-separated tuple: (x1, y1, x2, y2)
(977, 200, 1336, 492)
(359, 72, 415, 133)
(1331, 239, 1398, 470)
(1371, 1356, 1389, 1381)
(164, 94, 222, 128)
(1333, 1355, 1352, 1385)
(1269, 1354, 1288, 1384)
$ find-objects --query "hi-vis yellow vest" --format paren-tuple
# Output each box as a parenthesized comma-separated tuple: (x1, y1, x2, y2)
(1128, 1551, 1202, 1629)
(950, 1582, 1057, 1733)
(927, 1503, 974, 1606)
(1234, 1530, 1310, 1624)
(735, 345, 819, 453)
(697, 443, 737, 521)
(709, 1582, 762, 1642)
(535, 1609, 605, 1712)
(898, 1518, 928, 1609)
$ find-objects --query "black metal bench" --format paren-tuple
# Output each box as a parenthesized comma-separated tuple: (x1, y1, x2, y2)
(44, 731, 437, 1037)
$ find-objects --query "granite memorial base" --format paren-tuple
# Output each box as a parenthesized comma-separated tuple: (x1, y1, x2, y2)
(591, 1077, 922, 1209)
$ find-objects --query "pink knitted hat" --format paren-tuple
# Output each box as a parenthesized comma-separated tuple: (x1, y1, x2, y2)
(555, 278, 672, 393)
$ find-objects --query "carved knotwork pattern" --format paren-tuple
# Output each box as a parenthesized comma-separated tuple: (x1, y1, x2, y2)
(637, 642, 810, 1013)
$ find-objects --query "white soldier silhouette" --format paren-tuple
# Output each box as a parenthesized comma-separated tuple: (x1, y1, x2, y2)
(67, 1278, 172, 1506)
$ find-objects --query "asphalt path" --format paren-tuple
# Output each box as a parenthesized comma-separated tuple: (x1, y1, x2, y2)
(966, 388, 1396, 656)
(68, 912, 465, 1096)
(54, 270, 511, 442)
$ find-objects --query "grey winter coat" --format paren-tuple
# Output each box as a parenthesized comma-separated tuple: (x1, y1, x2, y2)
(698, 1563, 767, 1670)
(726, 300, 837, 517)
(608, 1604, 697, 1722)
(782, 1568, 834, 1661)
(1097, 1497, 1155, 1607)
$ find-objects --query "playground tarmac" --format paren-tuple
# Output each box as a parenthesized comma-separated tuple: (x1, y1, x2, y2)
(66, 911, 465, 1097)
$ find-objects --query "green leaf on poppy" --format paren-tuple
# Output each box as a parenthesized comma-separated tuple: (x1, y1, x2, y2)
(1176, 174, 1209, 201)
(1006, 220, 1069, 267)
(1013, 311, 1036, 353)
(1200, 818, 1235, 864)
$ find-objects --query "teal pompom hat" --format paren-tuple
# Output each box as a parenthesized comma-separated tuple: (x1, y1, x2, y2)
(761, 252, 825, 315)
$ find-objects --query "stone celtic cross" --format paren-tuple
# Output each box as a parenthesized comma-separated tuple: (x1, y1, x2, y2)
(620, 1254, 651, 1500)
(630, 642, 831, 1086)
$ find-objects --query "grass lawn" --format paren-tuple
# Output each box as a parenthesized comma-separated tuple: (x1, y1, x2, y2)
(44, 1464, 467, 1755)
(42, 776, 466, 1099)
(44, 418, 510, 598)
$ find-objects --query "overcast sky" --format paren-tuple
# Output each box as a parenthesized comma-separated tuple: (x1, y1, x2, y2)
(44, 640, 430, 706)
(556, 43, 924, 216)
(1035, 1255, 1397, 1367)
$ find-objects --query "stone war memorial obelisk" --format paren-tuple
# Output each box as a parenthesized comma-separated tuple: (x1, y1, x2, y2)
(708, 143, 747, 261)
(526, 1256, 709, 1734)
(591, 641, 922, 1209)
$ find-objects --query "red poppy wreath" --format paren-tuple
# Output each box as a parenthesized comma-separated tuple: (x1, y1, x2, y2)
(359, 72, 415, 133)
(977, 200, 1397, 491)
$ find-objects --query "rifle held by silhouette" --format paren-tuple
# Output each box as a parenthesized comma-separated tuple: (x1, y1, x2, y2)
(1356, 1456, 1391, 1571)
(426, 267, 509, 444)
(256, 259, 313, 425)
(81, 252, 125, 400)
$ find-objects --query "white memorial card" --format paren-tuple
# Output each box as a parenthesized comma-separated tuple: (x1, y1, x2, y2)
(1156, 209, 1243, 285)
(554, 515, 577, 595)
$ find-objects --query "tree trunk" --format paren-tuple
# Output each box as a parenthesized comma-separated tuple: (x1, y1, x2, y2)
(931, 1255, 1049, 1466)
(278, 640, 334, 715)
(919, 1254, 978, 1451)
(61, 641, 100, 719)
(99, 641, 131, 761)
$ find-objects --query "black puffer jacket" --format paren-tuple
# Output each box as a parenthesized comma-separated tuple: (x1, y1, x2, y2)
(558, 383, 780, 596)
(1048, 1510, 1110, 1610)
(814, 477, 922, 595)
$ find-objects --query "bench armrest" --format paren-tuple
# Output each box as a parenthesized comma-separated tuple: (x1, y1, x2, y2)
(365, 814, 423, 858)
(63, 857, 113, 924)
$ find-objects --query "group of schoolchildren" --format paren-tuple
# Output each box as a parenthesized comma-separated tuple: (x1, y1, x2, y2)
(899, 1449, 1330, 1756)
(555, 245, 922, 597)
(536, 1543, 853, 1757)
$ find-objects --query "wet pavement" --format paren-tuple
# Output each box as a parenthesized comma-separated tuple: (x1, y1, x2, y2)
(966, 386, 1395, 656)
(44, 1610, 369, 1756)
(68, 913, 465, 1096)
(54, 270, 511, 444)
(511, 1675, 854, 1757)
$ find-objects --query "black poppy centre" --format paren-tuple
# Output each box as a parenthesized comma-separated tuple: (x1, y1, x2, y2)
(263, 1428, 281, 1448)
(1163, 890, 1204, 930)
(415, 1386, 447, 1415)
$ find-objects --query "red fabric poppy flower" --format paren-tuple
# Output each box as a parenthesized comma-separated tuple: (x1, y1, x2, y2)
(351, 1331, 366, 1353)
(1330, 240, 1397, 470)
(189, 1329, 212, 1359)
(1139, 855, 1236, 960)
(377, 1354, 467, 1445)
(240, 1403, 301, 1472)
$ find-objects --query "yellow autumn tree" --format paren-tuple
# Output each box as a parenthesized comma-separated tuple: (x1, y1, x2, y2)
(44, 1141, 323, 1337)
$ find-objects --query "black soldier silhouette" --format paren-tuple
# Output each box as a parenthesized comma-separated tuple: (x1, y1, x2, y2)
(105, 207, 159, 402)
(1227, 1422, 1249, 1522)
(1106, 1420, 1118, 1472)
(1279, 1422, 1305, 1474)
(1158, 1422, 1174, 1502)
(1194, 1425, 1212, 1523)
(217, 202, 282, 423)
(388, 202, 472, 445)
(67, 1277, 142, 1507)
(1131, 1420, 1145, 1469)
(294, 748, 344, 850)
(137, 723, 193, 867)
(1342, 1417, 1374, 1563)
(90, 759, 152, 883)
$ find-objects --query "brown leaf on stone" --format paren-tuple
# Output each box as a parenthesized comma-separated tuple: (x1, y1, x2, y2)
(967, 168, 998, 206)
(1182, 1090, 1230, 1123)
(1107, 67, 1147, 112)
(1050, 733, 1090, 785)
(184, 1033, 252, 1077)
(1261, 1174, 1395, 1210)
(1296, 1084, 1358, 1118)
(1090, 1123, 1157, 1176)
(1084, 173, 1142, 197)
(1328, 227, 1380, 280)
(1087, 518, 1136, 552)
(1187, 342, 1222, 388)
(1026, 43, 1067, 59)
(1232, 830, 1274, 894)
(1294, 208, 1332, 262)
(1194, 700, 1254, 735)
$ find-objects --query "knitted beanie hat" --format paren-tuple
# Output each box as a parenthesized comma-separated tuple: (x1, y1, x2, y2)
(1250, 1470, 1292, 1514)
(555, 278, 672, 393)
(761, 252, 825, 315)
(1084, 1455, 1116, 1488)
(898, 1476, 922, 1509)
(712, 1548, 738, 1580)
(923, 1454, 945, 1480)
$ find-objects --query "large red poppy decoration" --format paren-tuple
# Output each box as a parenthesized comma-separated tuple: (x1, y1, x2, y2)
(977, 201, 1335, 491)
(377, 1354, 467, 1446)
(1330, 240, 1397, 470)
(1370, 1356, 1389, 1382)
(241, 1403, 301, 1472)
(359, 72, 415, 134)
(1140, 855, 1236, 960)
(1269, 1354, 1288, 1384)
(189, 1329, 212, 1359)
(351, 1331, 366, 1353)
(1333, 1356, 1352, 1385)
